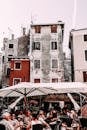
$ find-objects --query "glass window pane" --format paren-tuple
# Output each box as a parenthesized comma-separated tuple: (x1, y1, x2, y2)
(34, 60, 40, 69)
(52, 59, 58, 68)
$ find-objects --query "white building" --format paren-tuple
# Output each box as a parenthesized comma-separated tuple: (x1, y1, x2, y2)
(69, 29, 87, 82)
(0, 52, 2, 86)
(29, 21, 65, 83)
(64, 54, 71, 82)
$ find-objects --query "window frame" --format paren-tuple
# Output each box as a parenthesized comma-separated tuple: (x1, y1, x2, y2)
(14, 62, 21, 70)
(34, 79, 40, 83)
(84, 34, 87, 41)
(34, 60, 40, 69)
(52, 78, 58, 82)
(32, 42, 40, 50)
(8, 57, 12, 61)
(8, 55, 13, 61)
(85, 50, 87, 61)
(51, 42, 57, 50)
(52, 59, 58, 68)
(13, 78, 21, 85)
(9, 44, 14, 49)
(35, 25, 41, 33)
(6, 68, 10, 77)
(51, 25, 57, 33)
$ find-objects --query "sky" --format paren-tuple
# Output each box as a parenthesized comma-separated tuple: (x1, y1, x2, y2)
(0, 0, 87, 56)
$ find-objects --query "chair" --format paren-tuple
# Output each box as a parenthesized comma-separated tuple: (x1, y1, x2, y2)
(80, 117, 87, 128)
(32, 124, 43, 130)
(0, 124, 6, 130)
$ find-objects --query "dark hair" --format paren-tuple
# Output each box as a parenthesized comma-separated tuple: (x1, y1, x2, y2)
(32, 112, 38, 119)
(53, 112, 57, 118)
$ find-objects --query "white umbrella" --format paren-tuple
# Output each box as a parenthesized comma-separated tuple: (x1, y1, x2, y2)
(0, 82, 87, 109)
(0, 82, 87, 98)
(0, 82, 59, 109)
(0, 82, 59, 97)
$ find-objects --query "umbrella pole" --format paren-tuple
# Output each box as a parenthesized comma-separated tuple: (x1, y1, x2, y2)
(23, 88, 28, 110)
(24, 96, 27, 110)
(39, 95, 42, 109)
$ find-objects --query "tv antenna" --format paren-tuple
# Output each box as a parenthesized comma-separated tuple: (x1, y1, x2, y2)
(30, 13, 38, 24)
(72, 0, 77, 29)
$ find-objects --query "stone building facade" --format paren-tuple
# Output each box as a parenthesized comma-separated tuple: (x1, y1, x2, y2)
(2, 21, 66, 86)
(29, 21, 65, 83)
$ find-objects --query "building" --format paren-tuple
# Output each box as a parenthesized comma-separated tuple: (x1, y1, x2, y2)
(69, 29, 87, 82)
(0, 52, 2, 87)
(9, 57, 30, 86)
(2, 28, 29, 86)
(29, 21, 65, 83)
(2, 36, 18, 86)
(63, 53, 71, 82)
(17, 28, 29, 56)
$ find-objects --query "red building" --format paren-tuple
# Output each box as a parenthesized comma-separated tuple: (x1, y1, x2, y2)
(9, 57, 30, 86)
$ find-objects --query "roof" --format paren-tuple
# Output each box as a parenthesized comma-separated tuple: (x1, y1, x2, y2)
(70, 28, 87, 33)
(11, 55, 30, 60)
(31, 21, 64, 27)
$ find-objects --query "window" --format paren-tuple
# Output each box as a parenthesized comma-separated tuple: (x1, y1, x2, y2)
(15, 62, 21, 69)
(52, 59, 58, 68)
(9, 44, 13, 48)
(51, 25, 57, 33)
(34, 60, 40, 69)
(52, 78, 58, 82)
(8, 55, 13, 61)
(84, 35, 87, 41)
(83, 72, 87, 82)
(32, 42, 40, 50)
(2, 56, 4, 63)
(51, 42, 57, 50)
(34, 79, 40, 83)
(13, 78, 21, 85)
(85, 50, 87, 61)
(35, 26, 41, 33)
(6, 68, 10, 77)
(8, 55, 13, 56)
(8, 58, 12, 61)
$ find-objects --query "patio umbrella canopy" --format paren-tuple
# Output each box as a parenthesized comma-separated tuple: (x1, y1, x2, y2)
(0, 82, 59, 97)
(0, 82, 87, 110)
(0, 82, 87, 98)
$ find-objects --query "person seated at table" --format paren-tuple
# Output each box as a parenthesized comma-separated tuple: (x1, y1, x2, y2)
(38, 110, 51, 130)
(60, 107, 72, 130)
(46, 109, 58, 130)
(23, 110, 32, 130)
(29, 112, 43, 130)
(10, 113, 19, 129)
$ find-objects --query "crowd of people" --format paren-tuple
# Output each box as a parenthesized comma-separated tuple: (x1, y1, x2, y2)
(0, 103, 86, 130)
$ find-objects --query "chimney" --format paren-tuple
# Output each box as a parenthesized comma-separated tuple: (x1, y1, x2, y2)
(3, 38, 8, 42)
(11, 34, 14, 40)
(23, 27, 26, 35)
